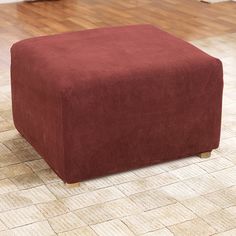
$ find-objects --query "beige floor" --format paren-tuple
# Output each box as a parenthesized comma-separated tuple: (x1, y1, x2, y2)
(0, 34, 235, 236)
(0, 26, 236, 236)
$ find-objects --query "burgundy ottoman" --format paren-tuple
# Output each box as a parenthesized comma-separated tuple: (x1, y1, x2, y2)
(11, 25, 223, 184)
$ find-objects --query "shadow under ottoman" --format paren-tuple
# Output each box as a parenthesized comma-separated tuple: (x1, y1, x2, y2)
(11, 25, 223, 184)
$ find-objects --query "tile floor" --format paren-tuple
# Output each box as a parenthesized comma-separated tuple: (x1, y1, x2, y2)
(0, 33, 236, 235)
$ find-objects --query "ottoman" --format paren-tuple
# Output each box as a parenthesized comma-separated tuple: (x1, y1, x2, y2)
(11, 25, 223, 184)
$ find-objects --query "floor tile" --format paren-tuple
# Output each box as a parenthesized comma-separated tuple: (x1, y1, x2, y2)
(36, 169, 61, 184)
(13, 148, 41, 162)
(143, 228, 174, 236)
(91, 219, 135, 236)
(0, 163, 33, 179)
(3, 138, 29, 151)
(37, 200, 69, 218)
(224, 206, 236, 218)
(11, 221, 55, 236)
(196, 157, 234, 173)
(168, 218, 216, 236)
(62, 187, 124, 210)
(75, 198, 141, 225)
(107, 171, 139, 184)
(0, 144, 10, 155)
(0, 179, 17, 195)
(211, 166, 236, 186)
(169, 164, 207, 180)
(11, 173, 43, 190)
(184, 175, 230, 195)
(0, 220, 6, 231)
(19, 186, 57, 204)
(48, 212, 86, 233)
(117, 172, 179, 196)
(26, 159, 50, 172)
(0, 205, 44, 228)
(204, 186, 236, 208)
(0, 191, 33, 212)
(203, 209, 236, 233)
(214, 228, 236, 236)
(158, 157, 199, 171)
(160, 182, 199, 201)
(0, 153, 20, 168)
(181, 196, 221, 216)
(122, 210, 164, 235)
(46, 181, 89, 199)
(132, 165, 165, 178)
(58, 226, 97, 236)
(144, 203, 196, 226)
(129, 188, 176, 211)
(84, 177, 113, 190)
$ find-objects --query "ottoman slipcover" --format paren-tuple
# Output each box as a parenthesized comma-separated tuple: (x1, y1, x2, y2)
(11, 25, 223, 183)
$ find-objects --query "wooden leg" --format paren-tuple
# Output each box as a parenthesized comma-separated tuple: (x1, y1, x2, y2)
(64, 182, 80, 188)
(198, 151, 211, 158)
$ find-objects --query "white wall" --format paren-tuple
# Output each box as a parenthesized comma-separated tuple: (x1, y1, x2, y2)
(0, 0, 22, 3)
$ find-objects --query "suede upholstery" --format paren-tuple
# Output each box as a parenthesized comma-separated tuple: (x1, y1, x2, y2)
(11, 25, 223, 183)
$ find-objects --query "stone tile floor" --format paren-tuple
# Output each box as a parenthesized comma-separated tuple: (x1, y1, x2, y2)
(0, 34, 235, 235)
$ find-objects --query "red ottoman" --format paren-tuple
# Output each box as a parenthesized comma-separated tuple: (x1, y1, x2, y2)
(11, 25, 223, 184)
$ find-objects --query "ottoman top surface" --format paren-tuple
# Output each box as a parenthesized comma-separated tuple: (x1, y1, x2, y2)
(12, 24, 216, 87)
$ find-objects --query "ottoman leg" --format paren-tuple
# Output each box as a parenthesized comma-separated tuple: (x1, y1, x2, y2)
(64, 182, 80, 188)
(198, 151, 211, 158)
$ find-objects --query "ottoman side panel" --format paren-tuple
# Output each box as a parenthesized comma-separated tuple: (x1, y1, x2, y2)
(198, 58, 223, 149)
(61, 57, 223, 183)
(181, 58, 223, 151)
(11, 43, 65, 180)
